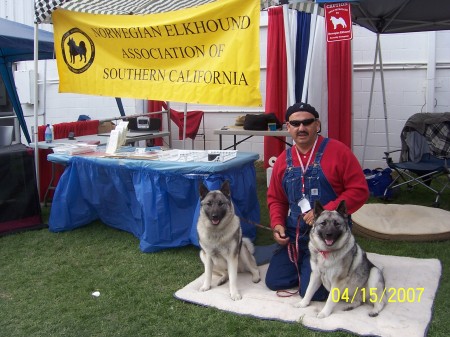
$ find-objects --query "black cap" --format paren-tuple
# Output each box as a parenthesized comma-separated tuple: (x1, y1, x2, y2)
(285, 102, 319, 120)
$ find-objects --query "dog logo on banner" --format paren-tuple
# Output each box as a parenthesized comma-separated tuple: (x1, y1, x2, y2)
(61, 28, 95, 74)
(330, 16, 347, 29)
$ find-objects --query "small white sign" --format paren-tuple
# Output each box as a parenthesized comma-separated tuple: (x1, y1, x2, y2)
(325, 2, 353, 42)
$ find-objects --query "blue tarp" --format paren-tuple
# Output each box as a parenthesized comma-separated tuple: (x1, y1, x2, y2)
(48, 151, 260, 252)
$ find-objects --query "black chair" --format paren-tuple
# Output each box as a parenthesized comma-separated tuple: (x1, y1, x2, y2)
(383, 113, 449, 207)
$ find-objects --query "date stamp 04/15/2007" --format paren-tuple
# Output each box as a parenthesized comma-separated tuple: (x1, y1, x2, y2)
(331, 287, 425, 304)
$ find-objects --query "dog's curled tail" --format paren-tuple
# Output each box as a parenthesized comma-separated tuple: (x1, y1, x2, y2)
(242, 237, 255, 255)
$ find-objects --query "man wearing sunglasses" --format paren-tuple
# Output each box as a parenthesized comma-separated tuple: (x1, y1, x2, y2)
(265, 102, 369, 301)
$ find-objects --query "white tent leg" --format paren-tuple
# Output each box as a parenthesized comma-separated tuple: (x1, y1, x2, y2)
(426, 31, 436, 112)
(43, 60, 47, 124)
(182, 103, 187, 150)
(166, 101, 173, 148)
(33, 23, 40, 197)
(362, 33, 380, 167)
(362, 33, 390, 168)
(378, 37, 390, 153)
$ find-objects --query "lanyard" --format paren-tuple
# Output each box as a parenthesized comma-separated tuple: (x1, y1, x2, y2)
(294, 136, 318, 196)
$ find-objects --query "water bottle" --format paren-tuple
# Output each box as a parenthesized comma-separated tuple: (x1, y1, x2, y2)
(45, 124, 53, 143)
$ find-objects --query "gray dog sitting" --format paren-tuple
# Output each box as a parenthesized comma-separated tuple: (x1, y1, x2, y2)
(295, 200, 386, 318)
(197, 181, 261, 301)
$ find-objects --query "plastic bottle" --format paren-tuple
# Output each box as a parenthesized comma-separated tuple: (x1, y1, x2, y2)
(45, 124, 53, 143)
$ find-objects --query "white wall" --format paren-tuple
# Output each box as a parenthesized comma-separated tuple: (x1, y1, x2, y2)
(0, 0, 34, 25)
(15, 61, 142, 135)
(3, 1, 450, 168)
(352, 26, 450, 168)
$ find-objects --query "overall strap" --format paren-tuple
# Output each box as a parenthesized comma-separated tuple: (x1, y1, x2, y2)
(314, 138, 329, 164)
(286, 146, 294, 168)
(309, 138, 329, 176)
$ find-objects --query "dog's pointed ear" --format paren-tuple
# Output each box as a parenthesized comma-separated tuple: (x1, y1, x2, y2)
(336, 200, 347, 216)
(220, 180, 231, 199)
(314, 200, 324, 218)
(199, 182, 209, 200)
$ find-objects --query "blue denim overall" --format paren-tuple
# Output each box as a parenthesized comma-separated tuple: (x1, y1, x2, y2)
(265, 138, 336, 300)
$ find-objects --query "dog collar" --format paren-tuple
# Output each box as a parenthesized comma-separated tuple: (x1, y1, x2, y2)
(318, 250, 330, 259)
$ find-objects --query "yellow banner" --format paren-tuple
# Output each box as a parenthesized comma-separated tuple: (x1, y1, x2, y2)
(52, 0, 262, 107)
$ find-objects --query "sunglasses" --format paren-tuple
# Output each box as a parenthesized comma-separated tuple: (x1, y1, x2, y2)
(288, 118, 317, 127)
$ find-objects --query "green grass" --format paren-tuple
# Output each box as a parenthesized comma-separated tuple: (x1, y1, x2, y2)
(0, 162, 449, 337)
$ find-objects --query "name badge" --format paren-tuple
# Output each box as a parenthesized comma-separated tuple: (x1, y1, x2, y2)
(311, 188, 319, 196)
(298, 197, 311, 214)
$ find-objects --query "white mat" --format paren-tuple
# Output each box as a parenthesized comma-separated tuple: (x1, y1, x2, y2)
(175, 253, 441, 337)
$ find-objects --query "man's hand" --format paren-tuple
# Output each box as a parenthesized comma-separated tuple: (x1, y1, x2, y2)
(303, 210, 315, 226)
(272, 224, 290, 246)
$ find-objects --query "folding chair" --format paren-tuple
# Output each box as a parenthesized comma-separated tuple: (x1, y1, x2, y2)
(383, 112, 449, 207)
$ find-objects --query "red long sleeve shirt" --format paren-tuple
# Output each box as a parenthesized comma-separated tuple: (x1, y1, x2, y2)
(267, 136, 369, 229)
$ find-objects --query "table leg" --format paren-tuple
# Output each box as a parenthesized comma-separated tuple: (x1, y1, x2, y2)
(43, 162, 56, 207)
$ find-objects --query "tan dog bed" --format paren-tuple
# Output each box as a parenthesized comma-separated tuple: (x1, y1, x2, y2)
(352, 204, 450, 241)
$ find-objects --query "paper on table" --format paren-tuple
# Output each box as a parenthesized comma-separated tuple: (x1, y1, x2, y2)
(105, 130, 120, 154)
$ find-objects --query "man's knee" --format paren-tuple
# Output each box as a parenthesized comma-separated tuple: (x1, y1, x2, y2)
(265, 273, 280, 291)
(265, 268, 298, 291)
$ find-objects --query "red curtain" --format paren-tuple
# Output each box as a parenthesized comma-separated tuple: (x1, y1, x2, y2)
(264, 6, 288, 168)
(326, 40, 352, 147)
(37, 120, 100, 201)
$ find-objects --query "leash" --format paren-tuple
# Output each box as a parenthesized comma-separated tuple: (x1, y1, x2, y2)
(238, 216, 272, 232)
(239, 215, 308, 298)
(276, 215, 307, 297)
(275, 240, 301, 297)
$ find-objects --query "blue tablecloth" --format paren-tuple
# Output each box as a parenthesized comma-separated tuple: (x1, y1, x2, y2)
(48, 151, 260, 252)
